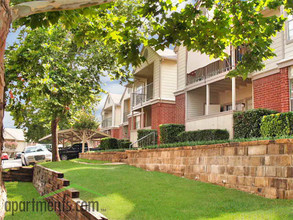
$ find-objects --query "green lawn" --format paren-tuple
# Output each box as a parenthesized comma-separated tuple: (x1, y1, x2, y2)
(5, 182, 58, 220)
(71, 158, 110, 164)
(42, 160, 293, 220)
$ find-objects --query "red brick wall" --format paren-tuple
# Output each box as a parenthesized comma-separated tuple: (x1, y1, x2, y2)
(151, 103, 176, 143)
(118, 126, 123, 139)
(253, 67, 290, 112)
(175, 94, 185, 125)
(111, 128, 120, 139)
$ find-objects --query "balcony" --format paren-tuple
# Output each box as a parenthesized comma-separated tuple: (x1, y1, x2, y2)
(102, 117, 112, 128)
(186, 58, 233, 85)
(186, 47, 246, 86)
(131, 83, 153, 107)
(123, 112, 130, 123)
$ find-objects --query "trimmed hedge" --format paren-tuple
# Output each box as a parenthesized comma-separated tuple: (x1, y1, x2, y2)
(261, 112, 293, 137)
(160, 124, 185, 144)
(234, 109, 278, 138)
(100, 137, 118, 150)
(137, 129, 158, 146)
(117, 139, 132, 149)
(178, 129, 229, 142)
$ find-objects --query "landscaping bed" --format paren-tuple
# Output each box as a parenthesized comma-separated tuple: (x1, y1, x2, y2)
(42, 160, 293, 220)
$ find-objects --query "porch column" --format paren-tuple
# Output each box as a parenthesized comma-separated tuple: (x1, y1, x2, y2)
(232, 77, 236, 111)
(206, 84, 210, 115)
(112, 105, 115, 127)
(141, 108, 144, 129)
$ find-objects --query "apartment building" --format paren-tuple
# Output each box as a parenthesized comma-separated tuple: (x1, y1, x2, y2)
(100, 93, 122, 138)
(100, 46, 178, 142)
(174, 6, 293, 138)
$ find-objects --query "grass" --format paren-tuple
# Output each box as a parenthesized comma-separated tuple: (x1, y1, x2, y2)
(71, 158, 110, 164)
(4, 182, 58, 220)
(143, 135, 293, 149)
(42, 160, 293, 220)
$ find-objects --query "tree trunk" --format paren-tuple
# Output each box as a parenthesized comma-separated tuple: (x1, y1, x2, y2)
(51, 117, 60, 162)
(0, 0, 12, 218)
(82, 131, 86, 153)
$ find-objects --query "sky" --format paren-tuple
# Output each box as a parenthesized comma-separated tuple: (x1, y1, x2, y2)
(4, 30, 125, 128)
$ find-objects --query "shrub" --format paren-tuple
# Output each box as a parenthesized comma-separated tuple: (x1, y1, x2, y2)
(260, 112, 293, 137)
(100, 137, 118, 150)
(233, 109, 278, 138)
(178, 129, 229, 142)
(137, 129, 158, 146)
(117, 139, 132, 149)
(160, 124, 185, 144)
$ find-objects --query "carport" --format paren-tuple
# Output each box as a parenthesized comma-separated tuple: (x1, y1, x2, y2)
(39, 128, 110, 148)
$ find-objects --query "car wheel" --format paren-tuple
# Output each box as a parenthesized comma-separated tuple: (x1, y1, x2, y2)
(21, 158, 26, 166)
(61, 155, 68, 160)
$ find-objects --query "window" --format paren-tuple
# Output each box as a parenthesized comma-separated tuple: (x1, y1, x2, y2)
(288, 15, 293, 41)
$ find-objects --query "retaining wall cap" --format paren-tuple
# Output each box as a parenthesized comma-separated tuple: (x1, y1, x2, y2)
(95, 139, 293, 154)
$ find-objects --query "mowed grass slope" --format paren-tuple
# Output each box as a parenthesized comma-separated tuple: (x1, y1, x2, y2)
(5, 182, 58, 220)
(43, 160, 293, 220)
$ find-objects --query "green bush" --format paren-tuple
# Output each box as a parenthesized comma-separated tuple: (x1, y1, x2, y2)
(178, 129, 229, 142)
(234, 109, 278, 138)
(117, 139, 132, 149)
(100, 137, 118, 150)
(260, 112, 293, 137)
(160, 124, 185, 144)
(137, 129, 158, 146)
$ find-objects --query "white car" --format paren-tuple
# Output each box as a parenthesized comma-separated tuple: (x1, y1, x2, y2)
(21, 145, 52, 166)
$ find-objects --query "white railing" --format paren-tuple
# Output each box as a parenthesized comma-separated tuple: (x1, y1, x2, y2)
(102, 117, 112, 128)
(130, 132, 157, 148)
(131, 83, 153, 107)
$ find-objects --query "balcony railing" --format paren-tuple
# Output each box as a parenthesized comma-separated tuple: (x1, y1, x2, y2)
(102, 117, 112, 128)
(131, 83, 153, 107)
(186, 58, 233, 85)
(123, 112, 130, 123)
(186, 47, 246, 86)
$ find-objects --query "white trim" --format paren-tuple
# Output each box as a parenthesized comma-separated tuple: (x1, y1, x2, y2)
(252, 68, 280, 80)
(277, 57, 293, 69)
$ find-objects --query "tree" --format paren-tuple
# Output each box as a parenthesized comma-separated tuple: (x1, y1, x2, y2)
(142, 0, 293, 78)
(0, 1, 115, 217)
(5, 24, 126, 162)
(72, 110, 99, 153)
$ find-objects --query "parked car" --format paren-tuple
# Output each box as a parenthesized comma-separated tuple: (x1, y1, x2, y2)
(1, 153, 9, 160)
(21, 145, 52, 166)
(14, 152, 22, 159)
(59, 143, 88, 160)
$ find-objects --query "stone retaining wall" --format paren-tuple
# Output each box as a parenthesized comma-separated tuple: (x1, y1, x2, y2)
(3, 167, 33, 182)
(80, 139, 293, 199)
(79, 151, 127, 162)
(33, 165, 107, 220)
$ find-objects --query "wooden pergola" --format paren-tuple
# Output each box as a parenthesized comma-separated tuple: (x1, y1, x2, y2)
(39, 128, 110, 147)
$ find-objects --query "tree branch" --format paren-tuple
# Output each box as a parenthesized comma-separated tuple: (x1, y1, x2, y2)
(11, 0, 115, 21)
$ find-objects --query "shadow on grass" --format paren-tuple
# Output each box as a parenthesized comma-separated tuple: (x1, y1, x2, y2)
(43, 161, 293, 220)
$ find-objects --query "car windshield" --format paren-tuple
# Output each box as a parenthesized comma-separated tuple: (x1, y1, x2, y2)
(25, 147, 38, 153)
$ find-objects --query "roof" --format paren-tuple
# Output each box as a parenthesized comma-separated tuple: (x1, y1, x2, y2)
(110, 93, 122, 105)
(4, 128, 25, 141)
(156, 48, 177, 61)
(39, 128, 110, 143)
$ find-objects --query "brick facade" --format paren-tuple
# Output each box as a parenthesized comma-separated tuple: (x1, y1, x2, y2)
(151, 102, 176, 143)
(175, 94, 185, 125)
(110, 128, 120, 139)
(253, 67, 290, 112)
